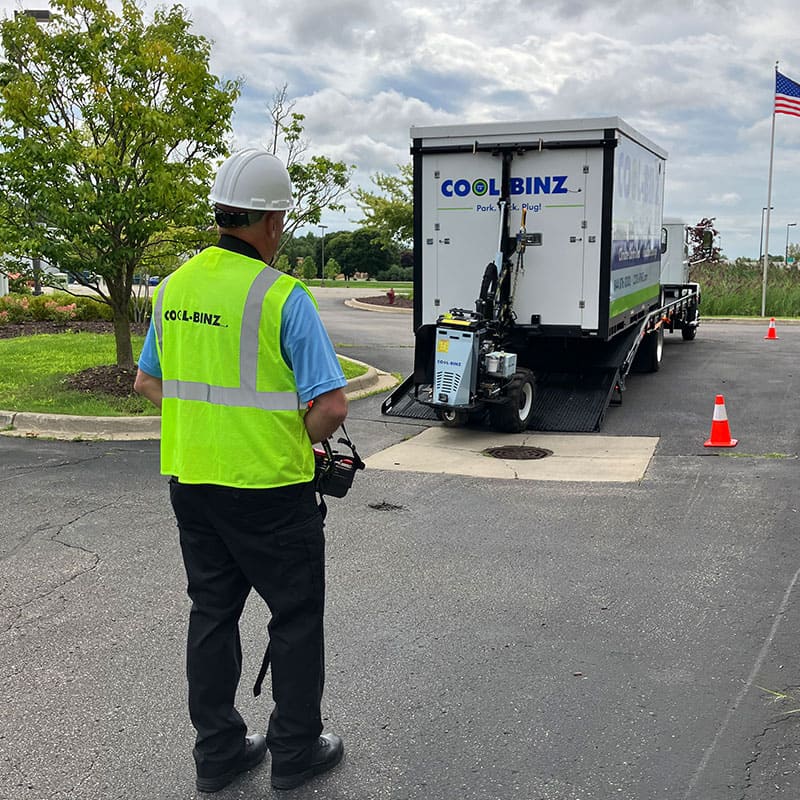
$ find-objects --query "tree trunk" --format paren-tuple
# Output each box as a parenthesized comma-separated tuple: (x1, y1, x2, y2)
(112, 302, 134, 369)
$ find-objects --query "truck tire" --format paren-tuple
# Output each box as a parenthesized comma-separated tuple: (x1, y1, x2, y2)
(439, 408, 469, 427)
(634, 327, 664, 373)
(489, 369, 535, 433)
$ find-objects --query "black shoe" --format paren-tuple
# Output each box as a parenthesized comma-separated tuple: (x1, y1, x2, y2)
(196, 733, 268, 793)
(271, 733, 344, 790)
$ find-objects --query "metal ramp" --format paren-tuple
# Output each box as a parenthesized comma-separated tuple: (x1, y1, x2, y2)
(381, 376, 439, 422)
(527, 369, 619, 432)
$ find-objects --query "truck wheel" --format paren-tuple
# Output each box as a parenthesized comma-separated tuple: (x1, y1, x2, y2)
(439, 409, 469, 427)
(634, 327, 664, 372)
(489, 369, 535, 433)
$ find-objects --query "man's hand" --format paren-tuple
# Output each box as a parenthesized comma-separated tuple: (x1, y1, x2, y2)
(134, 369, 163, 409)
(305, 388, 348, 444)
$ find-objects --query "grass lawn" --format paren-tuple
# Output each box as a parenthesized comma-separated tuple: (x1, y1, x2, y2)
(0, 332, 367, 417)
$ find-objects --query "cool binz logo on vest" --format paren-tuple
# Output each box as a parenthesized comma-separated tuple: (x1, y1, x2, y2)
(164, 309, 224, 327)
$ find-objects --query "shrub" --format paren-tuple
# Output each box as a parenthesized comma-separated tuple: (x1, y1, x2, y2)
(74, 296, 114, 321)
(29, 295, 56, 320)
(44, 300, 78, 322)
(0, 292, 117, 322)
(375, 265, 412, 282)
(0, 294, 32, 322)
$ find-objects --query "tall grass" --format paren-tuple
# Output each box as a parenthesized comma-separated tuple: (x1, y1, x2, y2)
(690, 261, 800, 317)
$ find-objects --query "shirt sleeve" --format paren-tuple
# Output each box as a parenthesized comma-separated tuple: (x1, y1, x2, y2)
(281, 285, 347, 405)
(137, 319, 162, 378)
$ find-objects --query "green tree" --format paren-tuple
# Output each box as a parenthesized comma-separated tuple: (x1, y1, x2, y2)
(301, 256, 316, 281)
(130, 224, 214, 323)
(274, 253, 292, 274)
(354, 163, 413, 249)
(327, 229, 395, 279)
(282, 230, 317, 267)
(324, 257, 340, 280)
(267, 85, 353, 258)
(0, 0, 239, 368)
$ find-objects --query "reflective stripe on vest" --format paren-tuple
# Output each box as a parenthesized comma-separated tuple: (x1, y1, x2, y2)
(153, 267, 300, 411)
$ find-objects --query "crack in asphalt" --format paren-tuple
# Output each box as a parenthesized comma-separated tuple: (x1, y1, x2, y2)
(741, 724, 772, 800)
(739, 716, 800, 800)
(0, 452, 108, 484)
(682, 564, 800, 800)
(0, 505, 109, 636)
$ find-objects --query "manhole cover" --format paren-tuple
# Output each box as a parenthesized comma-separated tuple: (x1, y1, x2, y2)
(482, 445, 553, 460)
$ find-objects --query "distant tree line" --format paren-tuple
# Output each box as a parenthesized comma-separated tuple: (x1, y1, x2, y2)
(275, 229, 412, 282)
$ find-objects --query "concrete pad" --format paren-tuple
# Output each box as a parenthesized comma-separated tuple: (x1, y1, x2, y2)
(365, 426, 659, 482)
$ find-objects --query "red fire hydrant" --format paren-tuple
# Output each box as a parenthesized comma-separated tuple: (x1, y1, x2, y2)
(386, 287, 396, 305)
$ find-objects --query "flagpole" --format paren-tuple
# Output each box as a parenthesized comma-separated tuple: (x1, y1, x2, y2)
(761, 62, 779, 317)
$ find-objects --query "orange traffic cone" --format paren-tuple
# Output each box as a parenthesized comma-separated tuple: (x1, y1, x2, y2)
(764, 318, 779, 340)
(704, 394, 738, 447)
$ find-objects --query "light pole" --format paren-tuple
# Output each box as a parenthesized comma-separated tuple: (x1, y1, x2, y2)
(786, 222, 797, 267)
(759, 206, 774, 262)
(318, 224, 328, 279)
(15, 9, 52, 296)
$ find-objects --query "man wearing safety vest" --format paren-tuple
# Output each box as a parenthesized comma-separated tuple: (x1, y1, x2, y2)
(134, 149, 348, 792)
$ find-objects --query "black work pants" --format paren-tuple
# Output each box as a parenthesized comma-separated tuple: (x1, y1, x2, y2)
(170, 478, 325, 777)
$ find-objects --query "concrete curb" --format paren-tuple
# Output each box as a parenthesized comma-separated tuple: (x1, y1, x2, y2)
(344, 297, 412, 313)
(0, 360, 398, 442)
(701, 317, 800, 325)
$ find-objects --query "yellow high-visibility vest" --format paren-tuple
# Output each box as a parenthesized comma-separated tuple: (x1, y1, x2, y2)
(153, 246, 315, 488)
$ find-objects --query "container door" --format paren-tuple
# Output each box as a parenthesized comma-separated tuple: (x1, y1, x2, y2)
(419, 152, 505, 327)
(507, 149, 599, 329)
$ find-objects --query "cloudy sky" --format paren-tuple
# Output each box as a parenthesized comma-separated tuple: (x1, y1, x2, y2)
(3, 0, 800, 258)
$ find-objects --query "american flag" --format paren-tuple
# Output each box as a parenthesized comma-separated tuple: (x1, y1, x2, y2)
(775, 70, 800, 118)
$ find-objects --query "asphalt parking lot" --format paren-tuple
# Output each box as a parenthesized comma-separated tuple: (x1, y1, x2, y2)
(1, 301, 799, 800)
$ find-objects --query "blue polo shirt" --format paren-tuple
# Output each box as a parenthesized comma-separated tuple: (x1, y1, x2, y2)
(138, 281, 346, 405)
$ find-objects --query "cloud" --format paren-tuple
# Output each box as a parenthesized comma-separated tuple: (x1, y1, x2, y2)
(1, 0, 799, 256)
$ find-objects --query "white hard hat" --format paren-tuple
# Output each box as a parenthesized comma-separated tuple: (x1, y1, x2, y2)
(209, 149, 295, 211)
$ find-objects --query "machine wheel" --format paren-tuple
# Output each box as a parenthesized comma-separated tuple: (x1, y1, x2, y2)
(634, 327, 664, 373)
(439, 408, 469, 428)
(489, 369, 535, 433)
